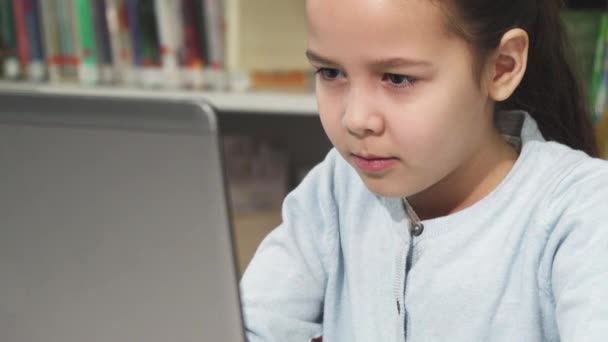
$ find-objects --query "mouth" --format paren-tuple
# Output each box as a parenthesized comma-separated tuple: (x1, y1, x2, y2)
(351, 153, 399, 173)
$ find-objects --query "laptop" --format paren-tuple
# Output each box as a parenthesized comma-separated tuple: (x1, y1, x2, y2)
(0, 91, 245, 342)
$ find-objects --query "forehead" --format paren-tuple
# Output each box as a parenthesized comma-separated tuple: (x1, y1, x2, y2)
(306, 0, 456, 62)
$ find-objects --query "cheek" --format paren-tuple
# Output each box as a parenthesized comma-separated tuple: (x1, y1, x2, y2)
(389, 84, 485, 167)
(390, 114, 455, 162)
(317, 88, 344, 145)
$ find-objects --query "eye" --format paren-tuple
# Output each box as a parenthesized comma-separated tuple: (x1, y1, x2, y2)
(315, 67, 344, 81)
(382, 73, 417, 88)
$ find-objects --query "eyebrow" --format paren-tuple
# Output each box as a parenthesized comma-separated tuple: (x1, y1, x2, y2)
(305, 50, 432, 69)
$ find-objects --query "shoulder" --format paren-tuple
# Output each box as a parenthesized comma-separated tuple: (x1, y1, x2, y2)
(533, 144, 608, 336)
(528, 141, 608, 254)
(518, 141, 608, 202)
(531, 141, 608, 212)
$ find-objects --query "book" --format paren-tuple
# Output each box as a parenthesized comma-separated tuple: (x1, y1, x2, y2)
(180, 0, 205, 89)
(154, 0, 182, 88)
(250, 70, 313, 92)
(126, 0, 141, 84)
(0, 0, 20, 79)
(202, 0, 225, 89)
(22, 0, 45, 81)
(75, 0, 99, 85)
(92, 0, 115, 83)
(40, 0, 62, 82)
(105, 0, 136, 85)
(55, 0, 79, 82)
(194, 0, 209, 67)
(136, 0, 161, 88)
(1, 0, 315, 93)
(12, 0, 30, 79)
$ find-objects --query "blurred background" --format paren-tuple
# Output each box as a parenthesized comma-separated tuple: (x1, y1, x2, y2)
(0, 0, 606, 275)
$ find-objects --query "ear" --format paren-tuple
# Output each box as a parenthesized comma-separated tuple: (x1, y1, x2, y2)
(487, 28, 529, 102)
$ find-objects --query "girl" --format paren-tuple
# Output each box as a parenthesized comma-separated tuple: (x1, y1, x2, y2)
(240, 0, 608, 341)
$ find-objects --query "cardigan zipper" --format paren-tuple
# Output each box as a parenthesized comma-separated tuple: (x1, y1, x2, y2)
(400, 198, 424, 342)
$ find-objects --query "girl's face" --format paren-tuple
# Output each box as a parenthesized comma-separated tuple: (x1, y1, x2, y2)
(306, 0, 498, 198)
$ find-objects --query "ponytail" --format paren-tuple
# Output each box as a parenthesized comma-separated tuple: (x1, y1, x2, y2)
(444, 0, 599, 156)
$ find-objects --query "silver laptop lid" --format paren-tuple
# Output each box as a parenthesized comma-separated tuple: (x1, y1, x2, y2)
(0, 92, 244, 342)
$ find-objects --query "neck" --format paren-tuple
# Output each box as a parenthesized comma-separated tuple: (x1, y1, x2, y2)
(407, 129, 518, 221)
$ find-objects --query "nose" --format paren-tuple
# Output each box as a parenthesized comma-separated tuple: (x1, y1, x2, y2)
(342, 88, 384, 138)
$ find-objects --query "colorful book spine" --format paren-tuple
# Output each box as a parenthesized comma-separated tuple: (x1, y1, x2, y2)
(223, 0, 245, 91)
(105, 0, 135, 85)
(12, 0, 30, 78)
(203, 0, 226, 89)
(125, 0, 144, 85)
(40, 0, 63, 82)
(93, 0, 115, 83)
(74, 0, 99, 85)
(136, 0, 161, 88)
(56, 0, 79, 82)
(0, 0, 20, 79)
(194, 0, 209, 65)
(203, 0, 223, 69)
(2, 0, 308, 92)
(154, 0, 182, 88)
(126, 0, 140, 66)
(180, 0, 204, 88)
(23, 0, 45, 81)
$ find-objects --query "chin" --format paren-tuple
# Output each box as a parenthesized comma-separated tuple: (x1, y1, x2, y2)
(360, 176, 411, 198)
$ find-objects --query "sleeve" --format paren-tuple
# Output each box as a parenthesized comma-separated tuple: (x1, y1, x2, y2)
(239, 152, 338, 342)
(549, 165, 608, 342)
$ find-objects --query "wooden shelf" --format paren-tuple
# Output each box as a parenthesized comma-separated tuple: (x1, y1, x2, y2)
(232, 210, 282, 277)
(0, 81, 318, 116)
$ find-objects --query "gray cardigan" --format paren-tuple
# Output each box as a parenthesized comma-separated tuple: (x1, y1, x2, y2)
(240, 111, 608, 341)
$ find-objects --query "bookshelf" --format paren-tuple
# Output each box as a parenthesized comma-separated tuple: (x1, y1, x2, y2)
(0, 0, 323, 276)
(0, 80, 318, 115)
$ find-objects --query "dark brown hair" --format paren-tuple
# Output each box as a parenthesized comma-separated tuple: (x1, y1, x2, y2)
(440, 0, 599, 157)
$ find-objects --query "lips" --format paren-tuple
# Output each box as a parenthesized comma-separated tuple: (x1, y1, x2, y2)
(351, 153, 398, 173)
